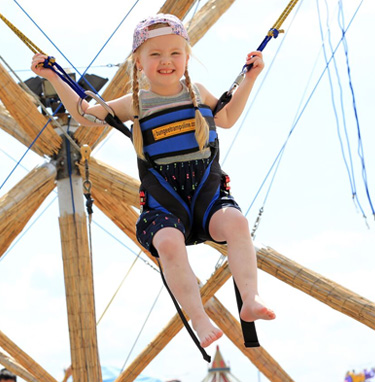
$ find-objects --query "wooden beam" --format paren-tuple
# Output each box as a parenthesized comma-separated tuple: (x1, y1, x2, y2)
(0, 104, 45, 156)
(0, 163, 56, 258)
(74, 0, 235, 148)
(0, 63, 62, 156)
(77, 158, 140, 209)
(158, 0, 197, 19)
(209, 242, 375, 330)
(0, 331, 57, 382)
(0, 351, 40, 382)
(188, 0, 236, 46)
(256, 245, 375, 330)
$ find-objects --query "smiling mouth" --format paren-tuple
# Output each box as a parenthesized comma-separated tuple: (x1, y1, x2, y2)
(158, 69, 174, 74)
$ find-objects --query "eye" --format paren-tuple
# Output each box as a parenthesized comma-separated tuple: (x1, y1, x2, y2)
(150, 52, 160, 56)
(172, 51, 180, 55)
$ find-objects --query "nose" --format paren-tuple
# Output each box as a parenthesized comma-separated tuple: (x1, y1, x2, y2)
(160, 55, 171, 65)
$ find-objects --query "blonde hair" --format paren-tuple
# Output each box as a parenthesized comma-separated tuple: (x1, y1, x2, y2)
(131, 36, 209, 160)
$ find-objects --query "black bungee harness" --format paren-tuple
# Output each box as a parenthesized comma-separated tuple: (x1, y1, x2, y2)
(109, 104, 259, 362)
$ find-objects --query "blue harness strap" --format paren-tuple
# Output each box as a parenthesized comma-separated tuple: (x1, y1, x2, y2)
(43, 56, 87, 99)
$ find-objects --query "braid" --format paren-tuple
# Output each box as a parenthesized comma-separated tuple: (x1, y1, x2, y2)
(131, 63, 145, 160)
(184, 68, 209, 151)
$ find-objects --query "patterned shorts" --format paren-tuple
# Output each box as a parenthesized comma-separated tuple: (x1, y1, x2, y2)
(136, 159, 241, 257)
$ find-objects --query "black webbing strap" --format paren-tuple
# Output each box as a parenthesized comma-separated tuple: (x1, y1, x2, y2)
(212, 91, 233, 117)
(156, 258, 211, 363)
(233, 280, 260, 347)
(105, 113, 132, 138)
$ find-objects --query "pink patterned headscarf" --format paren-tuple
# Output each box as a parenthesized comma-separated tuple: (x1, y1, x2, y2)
(132, 14, 189, 52)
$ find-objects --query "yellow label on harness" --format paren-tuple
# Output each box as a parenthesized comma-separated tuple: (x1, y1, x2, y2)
(152, 119, 196, 141)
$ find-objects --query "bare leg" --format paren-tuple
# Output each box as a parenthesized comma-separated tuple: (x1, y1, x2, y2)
(153, 227, 223, 347)
(209, 208, 276, 322)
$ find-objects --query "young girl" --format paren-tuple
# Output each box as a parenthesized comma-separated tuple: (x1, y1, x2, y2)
(31, 13, 275, 349)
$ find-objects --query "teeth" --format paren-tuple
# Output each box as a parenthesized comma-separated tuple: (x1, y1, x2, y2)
(159, 69, 173, 74)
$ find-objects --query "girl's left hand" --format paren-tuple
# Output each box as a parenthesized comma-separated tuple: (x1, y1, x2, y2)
(244, 51, 264, 79)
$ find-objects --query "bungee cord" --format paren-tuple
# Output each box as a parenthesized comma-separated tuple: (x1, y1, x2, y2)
(317, 0, 366, 218)
(337, 0, 374, 217)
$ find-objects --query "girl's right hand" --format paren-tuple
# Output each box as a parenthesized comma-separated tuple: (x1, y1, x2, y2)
(31, 53, 58, 80)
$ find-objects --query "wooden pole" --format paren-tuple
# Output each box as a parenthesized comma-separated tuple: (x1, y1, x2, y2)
(0, 331, 57, 382)
(56, 134, 102, 382)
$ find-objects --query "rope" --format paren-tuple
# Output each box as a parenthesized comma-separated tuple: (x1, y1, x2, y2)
(272, 0, 300, 31)
(0, 12, 46, 55)
(96, 251, 141, 326)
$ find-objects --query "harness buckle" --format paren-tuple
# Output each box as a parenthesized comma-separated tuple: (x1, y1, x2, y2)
(140, 191, 146, 206)
(222, 175, 231, 191)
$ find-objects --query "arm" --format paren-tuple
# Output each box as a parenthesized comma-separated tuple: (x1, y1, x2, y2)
(196, 51, 264, 128)
(31, 54, 133, 126)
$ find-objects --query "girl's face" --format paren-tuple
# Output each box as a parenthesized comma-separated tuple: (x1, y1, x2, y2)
(136, 34, 189, 96)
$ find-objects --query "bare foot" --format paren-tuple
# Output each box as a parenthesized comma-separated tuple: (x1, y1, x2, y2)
(240, 295, 276, 322)
(193, 319, 223, 348)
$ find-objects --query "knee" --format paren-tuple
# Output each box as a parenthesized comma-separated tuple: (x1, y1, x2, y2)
(153, 229, 185, 261)
(210, 209, 251, 242)
(223, 214, 251, 242)
(231, 214, 250, 235)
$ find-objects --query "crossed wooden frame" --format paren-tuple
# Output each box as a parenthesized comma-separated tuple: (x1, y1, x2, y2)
(1, 1, 374, 381)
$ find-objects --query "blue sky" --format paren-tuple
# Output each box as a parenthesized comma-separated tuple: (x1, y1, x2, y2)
(1, 0, 375, 381)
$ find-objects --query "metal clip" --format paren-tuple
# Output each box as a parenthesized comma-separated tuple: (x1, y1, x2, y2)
(228, 70, 246, 96)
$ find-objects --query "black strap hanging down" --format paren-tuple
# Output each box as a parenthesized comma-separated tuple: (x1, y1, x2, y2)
(234, 280, 260, 347)
(105, 113, 132, 138)
(156, 259, 211, 363)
